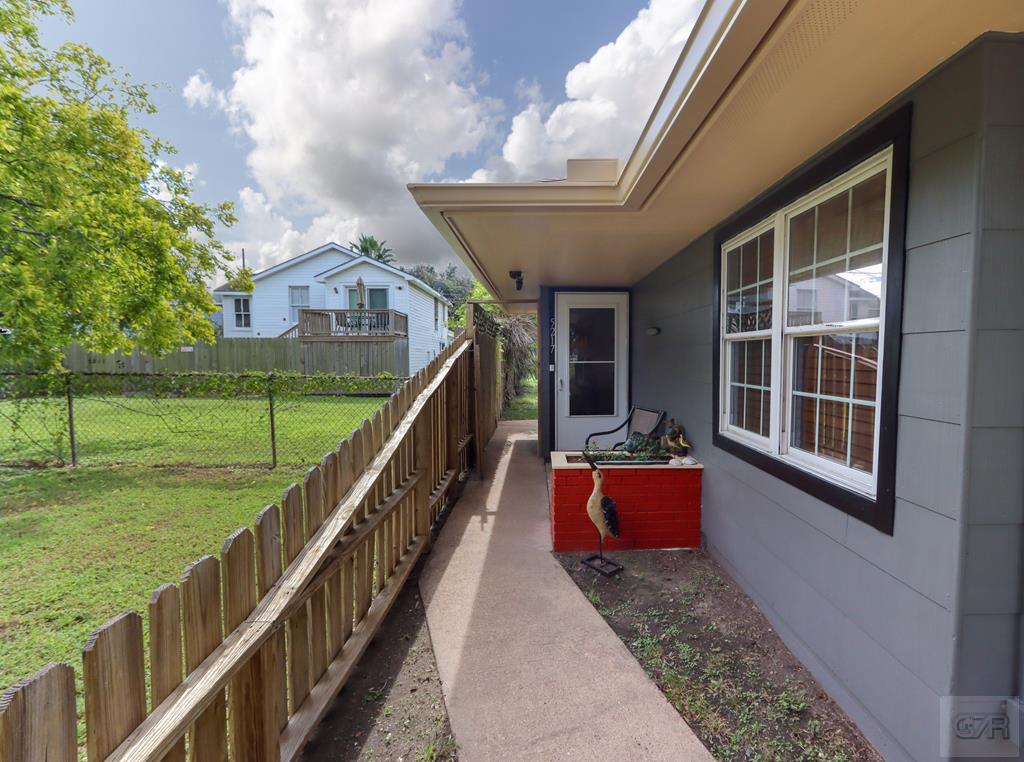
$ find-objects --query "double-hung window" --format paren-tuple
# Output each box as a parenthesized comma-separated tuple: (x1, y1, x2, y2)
(289, 286, 310, 324)
(234, 297, 251, 328)
(717, 141, 902, 531)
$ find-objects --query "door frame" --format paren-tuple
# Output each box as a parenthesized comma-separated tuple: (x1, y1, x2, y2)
(553, 290, 631, 452)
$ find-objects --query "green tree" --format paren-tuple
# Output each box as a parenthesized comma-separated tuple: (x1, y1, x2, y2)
(402, 262, 473, 327)
(0, 0, 237, 368)
(348, 233, 395, 265)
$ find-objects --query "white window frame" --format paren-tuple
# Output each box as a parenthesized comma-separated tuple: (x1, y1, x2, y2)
(718, 149, 892, 498)
(234, 297, 251, 329)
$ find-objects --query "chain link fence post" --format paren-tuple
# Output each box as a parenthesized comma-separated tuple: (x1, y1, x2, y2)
(267, 373, 278, 469)
(64, 372, 78, 467)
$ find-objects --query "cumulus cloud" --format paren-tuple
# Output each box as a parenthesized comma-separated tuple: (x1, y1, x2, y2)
(473, 0, 701, 182)
(182, 71, 227, 110)
(188, 0, 700, 270)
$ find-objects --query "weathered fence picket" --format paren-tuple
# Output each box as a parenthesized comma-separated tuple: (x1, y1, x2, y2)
(0, 329, 489, 761)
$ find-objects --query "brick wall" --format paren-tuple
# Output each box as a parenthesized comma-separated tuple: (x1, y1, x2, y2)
(550, 467, 702, 552)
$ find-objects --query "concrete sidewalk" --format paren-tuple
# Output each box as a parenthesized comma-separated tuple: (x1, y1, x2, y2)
(419, 420, 712, 761)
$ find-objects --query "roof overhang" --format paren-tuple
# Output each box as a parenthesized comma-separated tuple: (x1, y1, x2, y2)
(409, 0, 1024, 302)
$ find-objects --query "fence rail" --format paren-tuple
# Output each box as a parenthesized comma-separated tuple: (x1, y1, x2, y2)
(0, 325, 488, 761)
(63, 338, 410, 376)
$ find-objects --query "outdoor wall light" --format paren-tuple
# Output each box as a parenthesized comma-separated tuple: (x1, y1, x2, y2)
(509, 270, 524, 291)
(645, 326, 661, 336)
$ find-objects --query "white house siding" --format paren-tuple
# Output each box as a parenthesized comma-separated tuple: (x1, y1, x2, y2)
(322, 262, 448, 374)
(245, 250, 353, 337)
(406, 282, 448, 374)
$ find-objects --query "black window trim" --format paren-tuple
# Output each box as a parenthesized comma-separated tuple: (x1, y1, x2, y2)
(712, 103, 910, 535)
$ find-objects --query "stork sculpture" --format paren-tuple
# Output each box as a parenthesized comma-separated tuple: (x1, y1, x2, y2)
(581, 451, 623, 576)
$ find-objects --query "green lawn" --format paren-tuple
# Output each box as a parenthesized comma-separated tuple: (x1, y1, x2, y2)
(0, 464, 302, 705)
(0, 395, 386, 467)
(501, 377, 537, 420)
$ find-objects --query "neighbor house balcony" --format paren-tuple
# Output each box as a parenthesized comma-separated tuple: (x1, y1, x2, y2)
(281, 308, 409, 340)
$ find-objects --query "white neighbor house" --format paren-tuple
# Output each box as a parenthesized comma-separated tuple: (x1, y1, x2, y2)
(213, 242, 451, 374)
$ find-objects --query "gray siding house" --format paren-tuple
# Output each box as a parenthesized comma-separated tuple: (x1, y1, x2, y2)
(411, 3, 1024, 760)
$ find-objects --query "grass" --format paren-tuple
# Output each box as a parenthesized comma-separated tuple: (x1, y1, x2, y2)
(0, 464, 302, 700)
(0, 394, 386, 467)
(500, 377, 537, 420)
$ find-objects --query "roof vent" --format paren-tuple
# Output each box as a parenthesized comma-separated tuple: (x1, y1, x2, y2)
(566, 158, 622, 183)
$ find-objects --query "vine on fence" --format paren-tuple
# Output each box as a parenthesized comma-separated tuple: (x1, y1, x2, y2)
(0, 370, 402, 467)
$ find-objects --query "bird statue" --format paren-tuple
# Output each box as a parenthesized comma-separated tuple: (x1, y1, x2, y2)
(581, 451, 623, 576)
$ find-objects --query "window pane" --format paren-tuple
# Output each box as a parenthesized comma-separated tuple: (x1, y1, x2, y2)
(729, 384, 744, 428)
(846, 248, 883, 320)
(730, 341, 746, 384)
(820, 334, 853, 398)
(727, 338, 770, 438)
(812, 255, 848, 325)
(787, 169, 887, 328)
(792, 336, 819, 395)
(759, 230, 774, 281)
(790, 394, 816, 453)
(817, 399, 850, 465)
(745, 340, 765, 387)
(726, 292, 742, 334)
(851, 405, 876, 473)
(744, 388, 762, 434)
(756, 282, 773, 330)
(790, 331, 877, 475)
(569, 308, 614, 362)
(368, 288, 388, 309)
(850, 173, 886, 251)
(741, 240, 758, 287)
(853, 332, 879, 401)
(726, 247, 741, 292)
(740, 287, 758, 332)
(816, 193, 849, 263)
(569, 363, 615, 416)
(789, 209, 815, 272)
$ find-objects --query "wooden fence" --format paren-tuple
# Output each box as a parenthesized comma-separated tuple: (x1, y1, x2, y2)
(0, 327, 485, 760)
(63, 338, 410, 376)
(467, 303, 502, 474)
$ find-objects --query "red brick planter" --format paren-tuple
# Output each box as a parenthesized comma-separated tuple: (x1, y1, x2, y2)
(550, 452, 702, 552)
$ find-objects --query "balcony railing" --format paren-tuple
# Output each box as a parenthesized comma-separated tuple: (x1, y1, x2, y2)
(296, 309, 408, 339)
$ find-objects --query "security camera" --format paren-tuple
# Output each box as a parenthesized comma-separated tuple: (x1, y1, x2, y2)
(509, 270, 524, 291)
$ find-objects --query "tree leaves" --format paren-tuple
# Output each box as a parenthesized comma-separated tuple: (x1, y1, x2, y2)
(0, 0, 237, 368)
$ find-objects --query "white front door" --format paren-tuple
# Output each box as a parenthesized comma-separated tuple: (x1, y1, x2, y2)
(555, 292, 629, 451)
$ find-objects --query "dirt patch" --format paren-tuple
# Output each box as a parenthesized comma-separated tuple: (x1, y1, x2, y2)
(558, 549, 881, 762)
(301, 560, 457, 762)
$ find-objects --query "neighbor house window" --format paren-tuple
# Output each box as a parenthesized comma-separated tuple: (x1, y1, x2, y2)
(718, 149, 893, 503)
(234, 297, 251, 328)
(347, 287, 388, 309)
(288, 286, 309, 324)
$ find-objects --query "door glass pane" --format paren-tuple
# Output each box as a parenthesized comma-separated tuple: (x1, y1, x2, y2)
(569, 308, 614, 361)
(569, 363, 615, 416)
(347, 290, 358, 309)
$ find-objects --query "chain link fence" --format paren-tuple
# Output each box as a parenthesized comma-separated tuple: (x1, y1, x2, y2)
(0, 371, 401, 468)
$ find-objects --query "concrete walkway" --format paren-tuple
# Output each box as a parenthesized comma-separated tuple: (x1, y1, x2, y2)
(419, 421, 713, 761)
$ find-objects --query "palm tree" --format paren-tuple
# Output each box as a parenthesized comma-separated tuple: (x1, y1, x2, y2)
(349, 234, 396, 265)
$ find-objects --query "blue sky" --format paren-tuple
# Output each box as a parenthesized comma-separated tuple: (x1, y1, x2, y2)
(41, 0, 701, 272)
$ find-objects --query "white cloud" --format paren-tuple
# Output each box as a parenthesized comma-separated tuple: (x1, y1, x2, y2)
(189, 0, 500, 267)
(182, 71, 227, 110)
(474, 0, 701, 182)
(190, 0, 700, 271)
